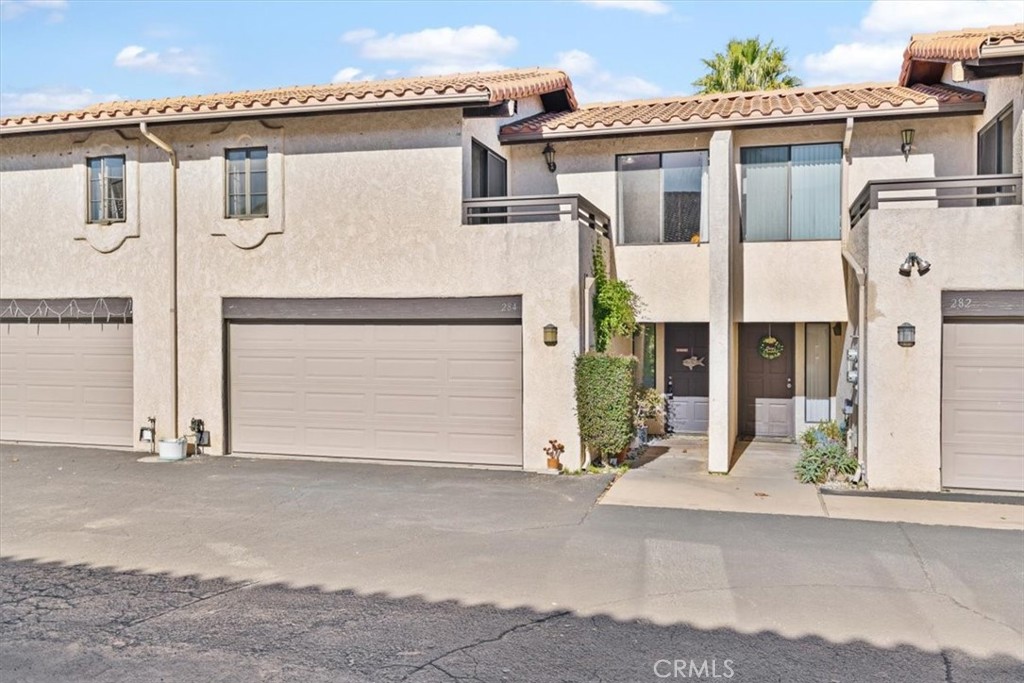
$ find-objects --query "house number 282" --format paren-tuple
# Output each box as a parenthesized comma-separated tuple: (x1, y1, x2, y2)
(948, 297, 973, 310)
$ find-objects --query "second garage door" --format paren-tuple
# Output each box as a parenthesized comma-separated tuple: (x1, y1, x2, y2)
(229, 322, 522, 466)
(941, 321, 1024, 491)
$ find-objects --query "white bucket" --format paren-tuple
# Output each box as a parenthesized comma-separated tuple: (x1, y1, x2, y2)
(158, 437, 187, 461)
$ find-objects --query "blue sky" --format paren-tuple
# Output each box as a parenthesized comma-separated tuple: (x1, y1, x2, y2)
(1, 0, 1022, 116)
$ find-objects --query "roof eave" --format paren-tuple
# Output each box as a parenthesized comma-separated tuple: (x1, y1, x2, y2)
(499, 101, 986, 143)
(0, 92, 493, 136)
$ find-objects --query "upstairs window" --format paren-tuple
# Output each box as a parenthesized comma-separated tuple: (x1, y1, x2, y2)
(741, 143, 841, 242)
(87, 155, 126, 223)
(617, 151, 709, 245)
(226, 147, 268, 218)
(469, 140, 508, 224)
(978, 106, 1014, 207)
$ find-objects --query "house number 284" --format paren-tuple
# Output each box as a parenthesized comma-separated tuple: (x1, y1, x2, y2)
(500, 302, 518, 313)
(948, 297, 973, 310)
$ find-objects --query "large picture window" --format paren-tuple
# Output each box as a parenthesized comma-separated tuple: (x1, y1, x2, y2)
(617, 150, 709, 245)
(87, 155, 126, 224)
(741, 143, 841, 241)
(226, 147, 268, 218)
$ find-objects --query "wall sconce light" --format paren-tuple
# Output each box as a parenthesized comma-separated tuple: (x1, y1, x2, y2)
(897, 322, 916, 347)
(900, 129, 915, 160)
(543, 323, 558, 346)
(898, 252, 931, 277)
(542, 143, 557, 173)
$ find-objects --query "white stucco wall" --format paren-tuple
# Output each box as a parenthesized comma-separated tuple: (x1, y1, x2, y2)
(859, 205, 1024, 490)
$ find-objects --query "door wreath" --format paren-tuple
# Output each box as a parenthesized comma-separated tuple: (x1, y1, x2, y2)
(758, 334, 784, 360)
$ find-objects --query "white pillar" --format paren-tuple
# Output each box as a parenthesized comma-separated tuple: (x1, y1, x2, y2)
(708, 130, 735, 473)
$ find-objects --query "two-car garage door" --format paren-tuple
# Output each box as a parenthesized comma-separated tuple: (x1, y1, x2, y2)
(228, 315, 523, 466)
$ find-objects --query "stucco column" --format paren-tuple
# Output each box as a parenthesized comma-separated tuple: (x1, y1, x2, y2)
(707, 130, 734, 473)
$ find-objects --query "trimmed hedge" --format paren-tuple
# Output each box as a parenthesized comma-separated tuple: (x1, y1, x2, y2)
(574, 353, 638, 463)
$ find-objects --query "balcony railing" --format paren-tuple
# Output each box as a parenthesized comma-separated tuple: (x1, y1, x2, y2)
(850, 174, 1022, 228)
(463, 194, 611, 237)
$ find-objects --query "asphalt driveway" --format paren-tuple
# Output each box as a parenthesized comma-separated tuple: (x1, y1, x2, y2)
(2, 444, 1023, 682)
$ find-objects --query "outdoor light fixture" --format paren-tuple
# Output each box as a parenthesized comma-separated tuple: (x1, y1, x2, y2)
(542, 143, 557, 173)
(897, 322, 916, 348)
(543, 323, 558, 346)
(899, 252, 931, 277)
(832, 322, 842, 336)
(901, 129, 915, 160)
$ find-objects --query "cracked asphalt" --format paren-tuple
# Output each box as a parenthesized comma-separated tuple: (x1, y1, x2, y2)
(1, 445, 1023, 682)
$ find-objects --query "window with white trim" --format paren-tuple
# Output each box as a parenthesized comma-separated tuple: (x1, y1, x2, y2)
(226, 147, 268, 218)
(87, 155, 126, 223)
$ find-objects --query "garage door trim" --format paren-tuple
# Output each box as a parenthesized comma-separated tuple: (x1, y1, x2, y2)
(223, 296, 522, 322)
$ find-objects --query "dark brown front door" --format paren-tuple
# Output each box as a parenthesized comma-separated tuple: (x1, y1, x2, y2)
(740, 323, 795, 438)
(665, 323, 709, 433)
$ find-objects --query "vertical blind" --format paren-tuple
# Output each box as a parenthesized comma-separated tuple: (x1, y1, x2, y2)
(741, 143, 841, 241)
(805, 322, 832, 423)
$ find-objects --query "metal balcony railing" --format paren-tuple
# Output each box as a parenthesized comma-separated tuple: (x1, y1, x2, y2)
(462, 194, 611, 237)
(850, 174, 1022, 228)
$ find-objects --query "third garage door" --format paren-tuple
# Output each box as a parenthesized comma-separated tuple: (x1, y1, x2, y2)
(229, 322, 522, 466)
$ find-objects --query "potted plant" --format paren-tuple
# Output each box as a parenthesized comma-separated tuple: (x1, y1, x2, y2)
(544, 439, 564, 471)
(634, 387, 666, 445)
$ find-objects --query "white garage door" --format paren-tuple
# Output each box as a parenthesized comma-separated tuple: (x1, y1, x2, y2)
(229, 322, 523, 466)
(0, 322, 134, 447)
(941, 321, 1024, 491)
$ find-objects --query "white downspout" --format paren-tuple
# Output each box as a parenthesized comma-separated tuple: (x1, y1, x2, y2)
(139, 122, 178, 439)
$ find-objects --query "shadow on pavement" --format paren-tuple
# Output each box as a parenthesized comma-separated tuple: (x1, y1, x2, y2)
(2, 555, 1021, 683)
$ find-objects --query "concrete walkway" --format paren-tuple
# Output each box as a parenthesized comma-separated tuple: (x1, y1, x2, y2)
(601, 437, 1024, 530)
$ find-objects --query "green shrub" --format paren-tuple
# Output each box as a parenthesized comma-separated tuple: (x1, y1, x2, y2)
(592, 244, 641, 352)
(574, 353, 638, 464)
(795, 421, 857, 484)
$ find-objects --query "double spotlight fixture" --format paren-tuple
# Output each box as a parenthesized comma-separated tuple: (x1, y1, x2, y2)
(898, 252, 931, 277)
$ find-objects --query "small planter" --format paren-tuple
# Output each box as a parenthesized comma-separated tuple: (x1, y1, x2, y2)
(546, 456, 562, 471)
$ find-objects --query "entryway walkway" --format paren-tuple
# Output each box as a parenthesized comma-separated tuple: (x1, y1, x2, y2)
(601, 436, 1024, 530)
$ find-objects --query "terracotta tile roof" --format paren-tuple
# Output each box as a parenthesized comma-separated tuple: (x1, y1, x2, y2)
(1, 68, 576, 132)
(899, 24, 1024, 85)
(500, 83, 985, 141)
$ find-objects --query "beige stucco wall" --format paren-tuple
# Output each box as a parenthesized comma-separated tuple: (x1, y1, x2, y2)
(0, 106, 598, 472)
(858, 205, 1024, 490)
(0, 131, 176, 449)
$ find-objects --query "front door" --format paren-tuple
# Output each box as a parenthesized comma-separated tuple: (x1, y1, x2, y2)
(665, 323, 709, 433)
(740, 323, 795, 438)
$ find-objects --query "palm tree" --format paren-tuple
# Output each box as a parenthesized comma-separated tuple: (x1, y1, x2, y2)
(692, 37, 801, 94)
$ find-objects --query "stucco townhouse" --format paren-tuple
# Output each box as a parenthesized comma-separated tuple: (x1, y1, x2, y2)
(1, 24, 1022, 492)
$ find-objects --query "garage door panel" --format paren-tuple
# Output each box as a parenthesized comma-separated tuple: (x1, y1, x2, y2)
(1, 323, 133, 447)
(942, 321, 1024, 491)
(229, 322, 522, 465)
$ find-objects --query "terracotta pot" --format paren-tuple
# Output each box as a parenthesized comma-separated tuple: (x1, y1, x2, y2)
(546, 456, 561, 471)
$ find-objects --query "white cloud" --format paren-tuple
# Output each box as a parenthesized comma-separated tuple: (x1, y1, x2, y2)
(114, 45, 204, 76)
(803, 0, 1024, 84)
(860, 0, 1023, 35)
(331, 66, 375, 83)
(578, 0, 671, 15)
(803, 41, 905, 83)
(556, 49, 661, 103)
(341, 28, 378, 43)
(0, 87, 118, 117)
(344, 25, 517, 73)
(0, 0, 66, 21)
